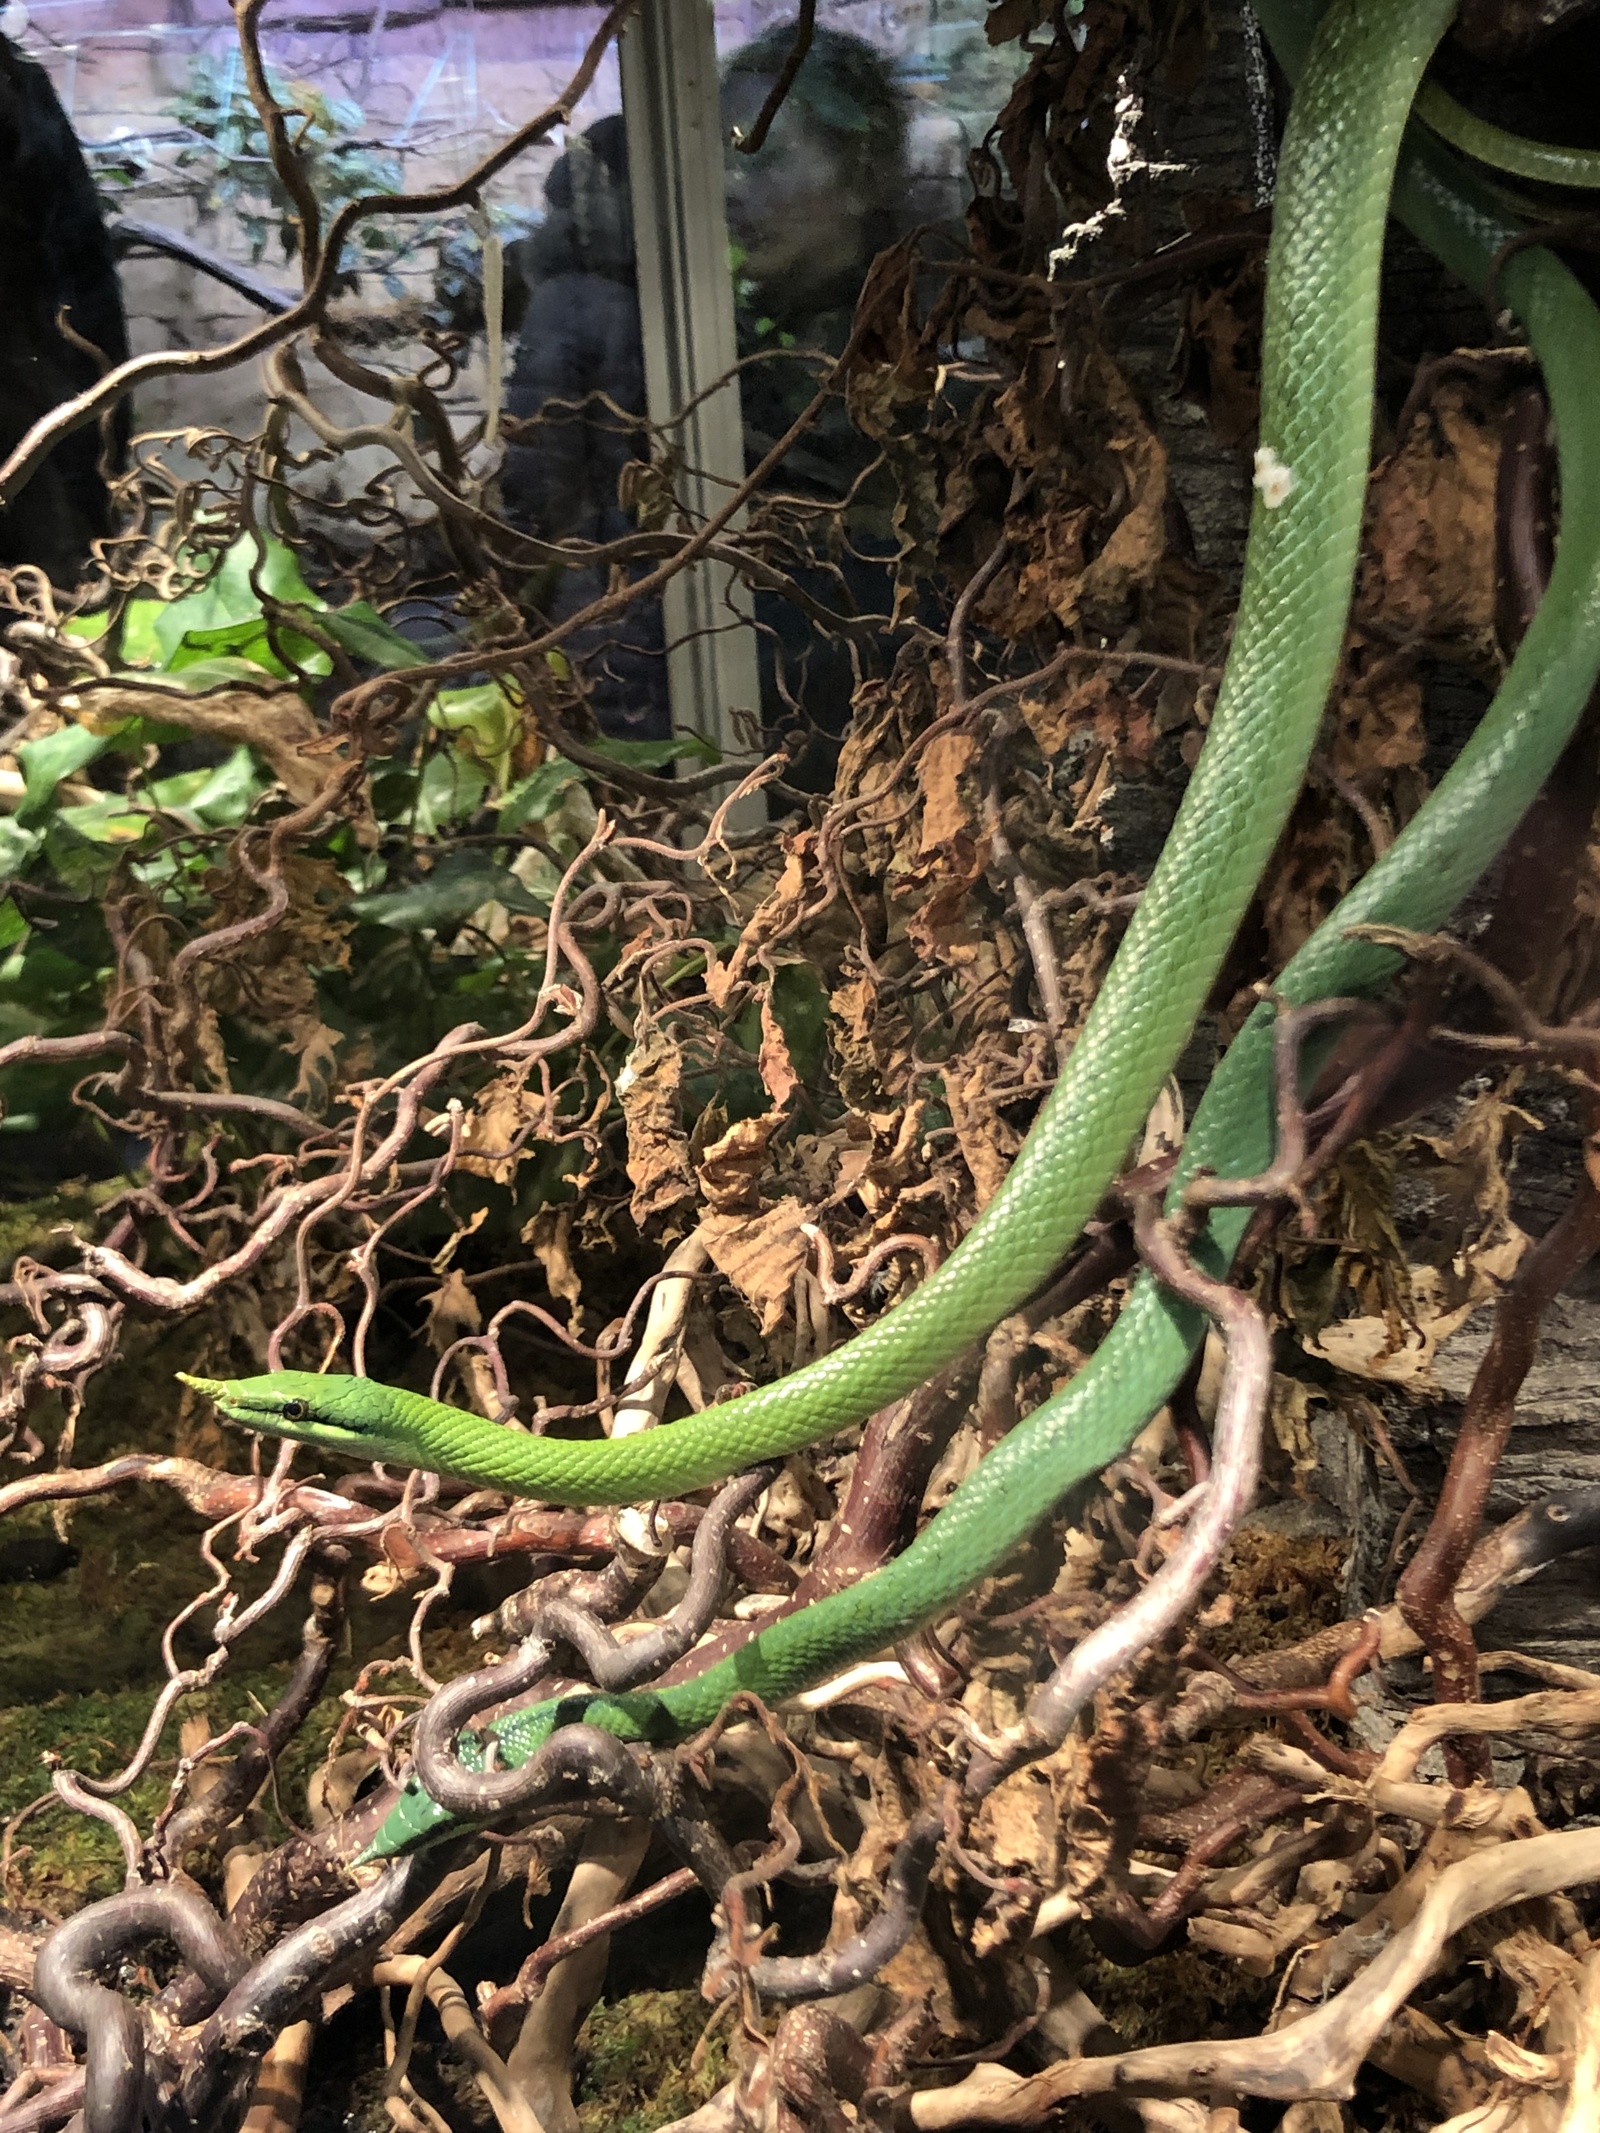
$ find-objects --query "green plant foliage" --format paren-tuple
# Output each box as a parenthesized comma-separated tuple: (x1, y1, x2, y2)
(0, 529, 731, 1182)
(143, 57, 540, 312)
(165, 54, 407, 284)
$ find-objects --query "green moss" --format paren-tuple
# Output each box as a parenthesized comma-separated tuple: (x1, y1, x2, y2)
(0, 1179, 125, 1276)
(1207, 1527, 1347, 1662)
(0, 1461, 325, 1708)
(0, 1661, 347, 1907)
(575, 1989, 727, 2133)
(1058, 1924, 1272, 2048)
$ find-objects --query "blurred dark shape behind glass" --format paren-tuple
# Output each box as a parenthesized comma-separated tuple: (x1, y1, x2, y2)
(0, 32, 129, 589)
(500, 112, 669, 739)
(499, 26, 915, 761)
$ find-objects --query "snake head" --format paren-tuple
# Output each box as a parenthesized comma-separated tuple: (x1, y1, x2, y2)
(176, 1370, 404, 1460)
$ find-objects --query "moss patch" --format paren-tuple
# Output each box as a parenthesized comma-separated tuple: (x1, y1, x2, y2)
(1060, 1924, 1273, 2048)
(575, 1989, 728, 2133)
(1209, 1527, 1347, 1661)
(0, 1661, 346, 1908)
(0, 1180, 125, 1275)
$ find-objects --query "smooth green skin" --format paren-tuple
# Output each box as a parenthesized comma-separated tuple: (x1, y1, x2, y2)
(1417, 82, 1600, 189)
(187, 0, 1450, 1515)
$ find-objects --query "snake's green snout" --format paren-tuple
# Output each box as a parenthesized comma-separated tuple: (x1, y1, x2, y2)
(178, 1369, 294, 1430)
(175, 1368, 380, 1451)
(175, 1370, 258, 1421)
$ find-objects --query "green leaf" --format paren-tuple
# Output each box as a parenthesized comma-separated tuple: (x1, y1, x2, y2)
(166, 614, 332, 681)
(144, 765, 217, 810)
(370, 762, 419, 823)
(0, 940, 96, 1010)
(64, 597, 167, 668)
(152, 532, 326, 667)
(590, 733, 719, 770)
(497, 757, 583, 830)
(188, 746, 266, 825)
(0, 821, 40, 881)
(117, 598, 169, 668)
(0, 899, 26, 954)
(53, 794, 152, 846)
(769, 961, 828, 1087)
(414, 749, 491, 835)
(349, 853, 543, 931)
(429, 683, 518, 788)
(319, 601, 428, 669)
(108, 715, 201, 750)
(143, 750, 264, 822)
(16, 726, 111, 823)
(235, 530, 326, 611)
(109, 657, 287, 695)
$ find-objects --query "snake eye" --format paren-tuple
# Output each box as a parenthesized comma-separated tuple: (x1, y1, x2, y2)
(281, 1399, 309, 1422)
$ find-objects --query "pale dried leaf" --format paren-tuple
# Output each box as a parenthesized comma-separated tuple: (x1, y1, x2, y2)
(460, 1066, 541, 1187)
(697, 1112, 787, 1216)
(701, 1196, 810, 1335)
(524, 1206, 583, 1323)
(1362, 385, 1501, 657)
(1309, 1236, 1524, 1384)
(758, 992, 800, 1111)
(945, 1056, 1021, 1209)
(619, 1028, 696, 1226)
(424, 1268, 481, 1353)
(918, 729, 980, 854)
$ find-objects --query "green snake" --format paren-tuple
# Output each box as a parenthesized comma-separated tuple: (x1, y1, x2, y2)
(183, 0, 1600, 1860)
(187, 0, 1449, 1504)
(1417, 82, 1600, 189)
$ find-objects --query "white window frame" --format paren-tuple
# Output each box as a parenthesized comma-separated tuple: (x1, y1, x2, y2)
(620, 0, 764, 823)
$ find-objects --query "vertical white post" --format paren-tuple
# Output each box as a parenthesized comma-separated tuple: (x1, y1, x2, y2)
(620, 0, 765, 827)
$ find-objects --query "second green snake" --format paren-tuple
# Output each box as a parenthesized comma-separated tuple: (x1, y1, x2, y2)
(1417, 81, 1600, 189)
(362, 224, 1600, 1860)
(182, 0, 1600, 1860)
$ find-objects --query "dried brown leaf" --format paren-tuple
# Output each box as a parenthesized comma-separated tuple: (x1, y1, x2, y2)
(697, 1112, 788, 1216)
(424, 1268, 481, 1353)
(191, 853, 352, 1106)
(701, 1195, 810, 1336)
(1177, 271, 1263, 446)
(721, 828, 821, 997)
(946, 1053, 1023, 1209)
(758, 991, 800, 1111)
(1302, 1092, 1530, 1385)
(918, 728, 981, 854)
(1018, 670, 1117, 761)
(523, 1206, 583, 1323)
(1069, 356, 1170, 630)
(460, 1065, 541, 1185)
(619, 1027, 697, 1227)
(1362, 384, 1502, 660)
